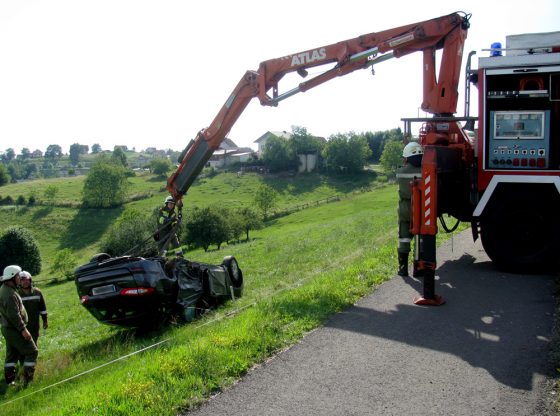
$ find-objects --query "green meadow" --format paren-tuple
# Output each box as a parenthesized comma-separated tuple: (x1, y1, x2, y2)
(0, 170, 464, 415)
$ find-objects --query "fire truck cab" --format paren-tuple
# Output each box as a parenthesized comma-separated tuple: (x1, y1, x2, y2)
(472, 32, 560, 271)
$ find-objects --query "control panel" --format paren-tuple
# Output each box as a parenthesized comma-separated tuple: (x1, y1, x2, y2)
(487, 110, 550, 169)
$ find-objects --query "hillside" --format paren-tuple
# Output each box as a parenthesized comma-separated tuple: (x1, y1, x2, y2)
(0, 170, 379, 279)
(0, 171, 414, 414)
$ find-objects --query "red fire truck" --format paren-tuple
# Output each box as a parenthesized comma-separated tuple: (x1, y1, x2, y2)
(165, 12, 560, 305)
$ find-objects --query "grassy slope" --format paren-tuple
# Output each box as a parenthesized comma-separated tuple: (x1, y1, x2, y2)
(0, 171, 378, 277)
(0, 175, 411, 415)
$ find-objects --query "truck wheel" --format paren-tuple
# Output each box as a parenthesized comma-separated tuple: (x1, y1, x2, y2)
(223, 256, 243, 287)
(480, 192, 559, 273)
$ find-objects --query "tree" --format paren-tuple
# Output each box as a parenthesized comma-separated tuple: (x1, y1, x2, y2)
(364, 128, 404, 162)
(20, 148, 31, 161)
(92, 143, 102, 154)
(322, 132, 371, 173)
(82, 159, 129, 207)
(254, 184, 278, 220)
(69, 143, 83, 166)
(45, 144, 63, 166)
(379, 139, 404, 178)
(289, 126, 324, 155)
(50, 249, 78, 280)
(262, 135, 297, 172)
(112, 147, 128, 167)
(0, 226, 42, 275)
(7, 162, 22, 182)
(184, 206, 231, 251)
(101, 209, 158, 257)
(1, 148, 15, 163)
(43, 185, 59, 205)
(150, 158, 172, 176)
(24, 163, 38, 179)
(0, 164, 11, 186)
(237, 207, 263, 240)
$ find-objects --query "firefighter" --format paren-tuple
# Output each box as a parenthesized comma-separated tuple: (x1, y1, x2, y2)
(396, 142, 423, 277)
(157, 195, 183, 257)
(17, 271, 48, 346)
(0, 265, 38, 388)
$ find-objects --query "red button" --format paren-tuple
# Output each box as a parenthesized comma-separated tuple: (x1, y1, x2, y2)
(521, 159, 528, 166)
(537, 158, 546, 168)
(513, 158, 519, 166)
(529, 159, 536, 166)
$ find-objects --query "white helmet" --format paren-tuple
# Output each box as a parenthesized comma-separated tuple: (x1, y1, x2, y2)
(403, 142, 424, 158)
(164, 196, 175, 204)
(1, 265, 22, 282)
(20, 271, 32, 281)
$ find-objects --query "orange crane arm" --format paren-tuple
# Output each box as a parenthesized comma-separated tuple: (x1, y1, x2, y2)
(166, 12, 470, 200)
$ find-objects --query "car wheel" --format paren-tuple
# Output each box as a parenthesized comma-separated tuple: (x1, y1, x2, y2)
(222, 256, 243, 287)
(90, 253, 111, 263)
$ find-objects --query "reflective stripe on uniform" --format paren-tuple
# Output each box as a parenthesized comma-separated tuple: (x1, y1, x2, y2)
(40, 311, 47, 315)
(23, 361, 36, 367)
(399, 238, 412, 243)
(21, 295, 41, 301)
(4, 363, 16, 368)
(396, 173, 421, 179)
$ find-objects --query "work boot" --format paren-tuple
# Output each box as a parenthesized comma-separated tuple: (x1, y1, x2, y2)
(23, 366, 35, 386)
(398, 253, 409, 277)
(4, 366, 16, 385)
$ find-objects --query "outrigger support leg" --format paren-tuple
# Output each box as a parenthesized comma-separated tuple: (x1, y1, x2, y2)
(413, 234, 445, 306)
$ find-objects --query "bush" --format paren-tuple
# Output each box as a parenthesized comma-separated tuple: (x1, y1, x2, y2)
(0, 226, 42, 275)
(28, 195, 36, 206)
(50, 249, 78, 280)
(16, 195, 26, 205)
(184, 206, 230, 251)
(100, 209, 158, 257)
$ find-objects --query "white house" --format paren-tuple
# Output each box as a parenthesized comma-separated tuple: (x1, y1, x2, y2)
(254, 131, 293, 156)
(208, 138, 255, 168)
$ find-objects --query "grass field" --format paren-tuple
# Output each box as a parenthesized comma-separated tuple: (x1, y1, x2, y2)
(0, 171, 469, 415)
(0, 171, 379, 276)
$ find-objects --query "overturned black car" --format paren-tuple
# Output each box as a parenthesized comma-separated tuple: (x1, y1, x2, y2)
(74, 254, 243, 328)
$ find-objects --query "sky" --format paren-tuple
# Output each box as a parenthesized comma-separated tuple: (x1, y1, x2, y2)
(0, 0, 559, 155)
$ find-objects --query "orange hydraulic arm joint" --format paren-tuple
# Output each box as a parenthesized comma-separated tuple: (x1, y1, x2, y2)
(166, 71, 259, 201)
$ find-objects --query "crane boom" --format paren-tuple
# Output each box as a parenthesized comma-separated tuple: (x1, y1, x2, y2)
(166, 12, 470, 200)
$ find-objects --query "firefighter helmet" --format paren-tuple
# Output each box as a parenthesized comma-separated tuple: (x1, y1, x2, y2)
(1, 265, 22, 282)
(20, 271, 32, 282)
(164, 196, 175, 204)
(402, 142, 423, 158)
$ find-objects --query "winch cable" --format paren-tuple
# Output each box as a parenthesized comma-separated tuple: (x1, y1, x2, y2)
(0, 271, 315, 408)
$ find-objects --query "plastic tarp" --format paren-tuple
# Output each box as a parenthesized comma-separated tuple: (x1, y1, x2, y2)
(175, 259, 232, 321)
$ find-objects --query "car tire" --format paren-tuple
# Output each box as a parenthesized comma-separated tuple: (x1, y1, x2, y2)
(90, 253, 111, 263)
(222, 256, 243, 287)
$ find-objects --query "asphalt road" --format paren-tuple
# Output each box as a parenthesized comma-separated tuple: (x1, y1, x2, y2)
(187, 230, 557, 416)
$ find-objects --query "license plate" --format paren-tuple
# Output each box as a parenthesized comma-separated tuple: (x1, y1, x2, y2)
(92, 284, 117, 296)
